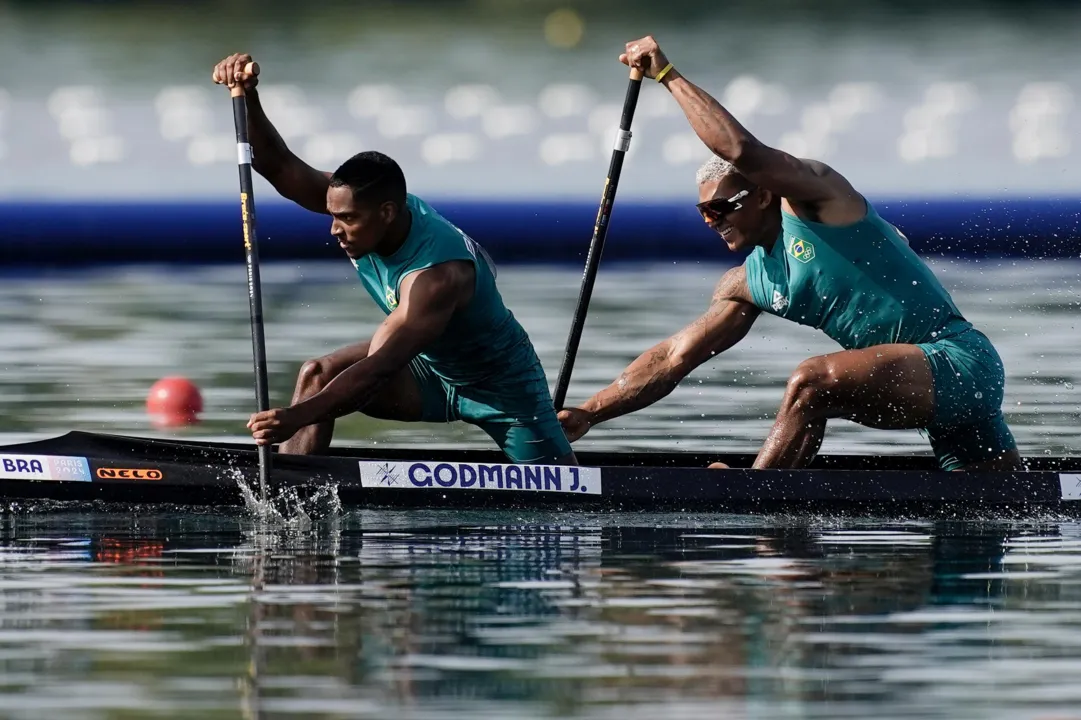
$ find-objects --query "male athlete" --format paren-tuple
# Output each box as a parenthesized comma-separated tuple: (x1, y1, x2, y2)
(212, 54, 575, 465)
(558, 36, 1021, 471)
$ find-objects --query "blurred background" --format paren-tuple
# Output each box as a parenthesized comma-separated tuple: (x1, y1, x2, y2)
(0, 0, 1078, 456)
(3, 0, 1081, 200)
(3, 0, 1081, 260)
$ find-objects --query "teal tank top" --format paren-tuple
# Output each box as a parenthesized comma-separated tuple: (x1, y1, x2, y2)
(742, 201, 972, 349)
(352, 193, 536, 385)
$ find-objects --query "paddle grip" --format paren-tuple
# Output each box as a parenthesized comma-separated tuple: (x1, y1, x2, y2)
(229, 61, 261, 98)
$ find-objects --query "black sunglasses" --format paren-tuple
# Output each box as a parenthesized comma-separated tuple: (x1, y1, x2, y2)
(696, 189, 751, 223)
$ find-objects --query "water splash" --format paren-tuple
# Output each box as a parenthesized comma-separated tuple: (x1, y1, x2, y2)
(233, 470, 342, 529)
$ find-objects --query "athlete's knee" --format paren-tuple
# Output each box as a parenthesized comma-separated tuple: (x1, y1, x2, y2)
(297, 342, 371, 392)
(296, 357, 334, 392)
(783, 357, 840, 414)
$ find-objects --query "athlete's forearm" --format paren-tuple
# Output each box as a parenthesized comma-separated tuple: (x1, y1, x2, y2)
(292, 357, 395, 425)
(661, 71, 763, 166)
(243, 90, 297, 181)
(582, 343, 688, 425)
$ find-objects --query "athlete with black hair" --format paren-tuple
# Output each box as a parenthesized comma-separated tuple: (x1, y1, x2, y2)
(212, 54, 576, 465)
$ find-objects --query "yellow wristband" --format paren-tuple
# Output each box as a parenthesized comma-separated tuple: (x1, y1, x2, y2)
(655, 62, 674, 82)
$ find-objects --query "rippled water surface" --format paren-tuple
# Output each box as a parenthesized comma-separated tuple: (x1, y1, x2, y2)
(1, 512, 1080, 719)
(1, 260, 1080, 717)
(0, 260, 1079, 457)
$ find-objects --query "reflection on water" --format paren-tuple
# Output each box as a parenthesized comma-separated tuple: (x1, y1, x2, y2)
(0, 260, 1078, 458)
(0, 512, 1079, 718)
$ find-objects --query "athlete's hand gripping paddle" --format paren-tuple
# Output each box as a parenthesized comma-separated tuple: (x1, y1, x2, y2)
(552, 67, 643, 410)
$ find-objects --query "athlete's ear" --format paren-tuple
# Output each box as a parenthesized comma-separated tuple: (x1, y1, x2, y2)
(378, 200, 398, 225)
(756, 187, 773, 209)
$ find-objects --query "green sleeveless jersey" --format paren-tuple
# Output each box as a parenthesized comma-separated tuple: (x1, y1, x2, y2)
(743, 201, 972, 349)
(352, 193, 538, 386)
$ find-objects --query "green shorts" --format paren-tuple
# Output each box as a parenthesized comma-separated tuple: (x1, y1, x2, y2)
(407, 357, 572, 464)
(916, 328, 1017, 470)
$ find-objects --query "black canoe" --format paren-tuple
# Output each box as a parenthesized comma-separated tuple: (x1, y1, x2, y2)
(0, 431, 1078, 516)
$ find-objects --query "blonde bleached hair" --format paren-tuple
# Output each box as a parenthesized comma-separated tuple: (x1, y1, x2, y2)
(695, 155, 740, 185)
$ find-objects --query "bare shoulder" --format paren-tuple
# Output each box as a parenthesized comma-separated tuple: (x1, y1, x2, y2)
(400, 260, 476, 306)
(712, 265, 754, 305)
(800, 158, 840, 177)
(796, 158, 861, 198)
(783, 158, 866, 224)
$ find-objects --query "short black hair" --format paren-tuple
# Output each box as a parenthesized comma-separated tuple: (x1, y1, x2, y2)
(329, 151, 407, 208)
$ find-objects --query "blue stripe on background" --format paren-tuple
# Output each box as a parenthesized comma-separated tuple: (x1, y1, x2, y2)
(2, 197, 1080, 266)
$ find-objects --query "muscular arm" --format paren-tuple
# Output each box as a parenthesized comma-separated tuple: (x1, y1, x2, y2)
(660, 70, 864, 222)
(580, 266, 760, 425)
(244, 90, 331, 214)
(289, 261, 475, 424)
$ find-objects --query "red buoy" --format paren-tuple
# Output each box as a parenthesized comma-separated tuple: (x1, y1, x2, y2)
(147, 377, 204, 428)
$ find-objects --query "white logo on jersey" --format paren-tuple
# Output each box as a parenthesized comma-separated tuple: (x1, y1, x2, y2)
(772, 291, 789, 312)
(456, 228, 497, 278)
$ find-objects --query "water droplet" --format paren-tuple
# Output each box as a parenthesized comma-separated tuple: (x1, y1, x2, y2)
(1066, 382, 1075, 390)
(912, 280, 918, 285)
(974, 391, 983, 399)
(931, 331, 938, 338)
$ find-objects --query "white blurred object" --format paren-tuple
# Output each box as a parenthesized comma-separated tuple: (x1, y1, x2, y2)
(186, 133, 235, 166)
(303, 133, 362, 167)
(0, 89, 6, 158)
(70, 137, 124, 166)
(723, 75, 790, 118)
(587, 104, 622, 136)
(48, 86, 125, 165)
(375, 106, 433, 138)
(47, 86, 104, 117)
(640, 90, 678, 118)
(57, 107, 111, 140)
(255, 85, 323, 139)
(538, 84, 595, 118)
(827, 82, 882, 131)
(539, 133, 594, 165)
(347, 85, 402, 119)
(897, 82, 977, 163)
(422, 133, 481, 165)
(445, 85, 500, 119)
(481, 105, 537, 138)
(1009, 82, 1072, 163)
(777, 83, 880, 161)
(662, 132, 705, 166)
(154, 86, 213, 141)
(779, 127, 834, 159)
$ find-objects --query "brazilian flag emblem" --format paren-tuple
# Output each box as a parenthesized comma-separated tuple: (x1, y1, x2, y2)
(385, 287, 399, 309)
(788, 236, 816, 264)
